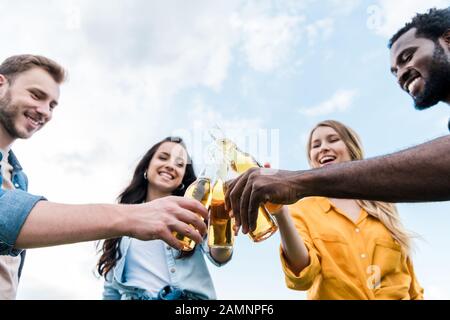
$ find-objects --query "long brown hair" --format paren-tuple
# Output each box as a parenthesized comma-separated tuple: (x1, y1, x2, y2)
(307, 120, 414, 255)
(97, 136, 197, 278)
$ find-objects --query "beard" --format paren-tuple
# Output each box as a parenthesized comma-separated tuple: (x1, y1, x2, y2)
(414, 44, 450, 110)
(0, 90, 27, 139)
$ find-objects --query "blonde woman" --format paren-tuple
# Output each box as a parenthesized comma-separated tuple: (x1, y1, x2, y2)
(273, 120, 423, 299)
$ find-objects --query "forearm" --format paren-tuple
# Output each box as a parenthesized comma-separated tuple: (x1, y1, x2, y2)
(294, 135, 450, 202)
(274, 209, 310, 275)
(15, 201, 129, 248)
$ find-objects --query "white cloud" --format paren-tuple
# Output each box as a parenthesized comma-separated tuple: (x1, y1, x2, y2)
(425, 285, 450, 300)
(306, 18, 335, 46)
(330, 0, 362, 15)
(237, 14, 303, 72)
(368, 0, 450, 38)
(299, 89, 358, 116)
(17, 243, 103, 300)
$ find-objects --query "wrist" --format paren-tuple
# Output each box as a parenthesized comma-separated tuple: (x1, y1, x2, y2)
(273, 206, 290, 227)
(290, 170, 313, 200)
(109, 203, 134, 237)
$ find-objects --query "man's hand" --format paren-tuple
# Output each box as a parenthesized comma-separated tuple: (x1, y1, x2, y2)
(224, 168, 301, 234)
(129, 196, 208, 250)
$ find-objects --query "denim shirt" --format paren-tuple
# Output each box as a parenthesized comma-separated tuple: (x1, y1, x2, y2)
(103, 236, 230, 300)
(0, 151, 45, 257)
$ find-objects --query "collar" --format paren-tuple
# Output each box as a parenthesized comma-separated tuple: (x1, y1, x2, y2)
(315, 197, 369, 224)
(314, 197, 332, 213)
(7, 150, 23, 171)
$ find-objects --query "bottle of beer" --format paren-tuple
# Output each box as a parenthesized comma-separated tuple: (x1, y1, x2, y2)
(215, 138, 279, 242)
(174, 167, 214, 251)
(207, 159, 235, 249)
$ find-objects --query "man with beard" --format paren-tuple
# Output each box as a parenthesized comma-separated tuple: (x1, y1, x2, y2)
(225, 7, 450, 235)
(0, 55, 207, 299)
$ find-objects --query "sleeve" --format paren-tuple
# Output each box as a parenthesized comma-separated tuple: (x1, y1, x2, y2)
(280, 204, 322, 291)
(406, 257, 424, 300)
(102, 271, 122, 300)
(201, 236, 232, 267)
(0, 189, 46, 256)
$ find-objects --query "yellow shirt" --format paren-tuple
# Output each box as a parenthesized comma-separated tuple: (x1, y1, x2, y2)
(280, 197, 423, 300)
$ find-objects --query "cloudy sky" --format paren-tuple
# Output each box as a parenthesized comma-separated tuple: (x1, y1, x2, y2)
(2, 0, 450, 299)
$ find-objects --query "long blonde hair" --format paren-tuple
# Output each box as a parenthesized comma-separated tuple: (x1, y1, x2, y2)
(307, 120, 413, 255)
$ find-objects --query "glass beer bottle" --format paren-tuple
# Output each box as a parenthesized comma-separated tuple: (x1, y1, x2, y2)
(207, 177, 235, 249)
(216, 138, 279, 242)
(174, 169, 213, 251)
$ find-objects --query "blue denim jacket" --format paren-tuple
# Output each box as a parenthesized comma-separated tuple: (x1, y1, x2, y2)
(103, 236, 229, 300)
(0, 151, 45, 258)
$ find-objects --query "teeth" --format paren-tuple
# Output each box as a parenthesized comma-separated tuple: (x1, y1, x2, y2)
(406, 77, 420, 93)
(159, 172, 173, 180)
(320, 156, 335, 164)
(26, 115, 41, 126)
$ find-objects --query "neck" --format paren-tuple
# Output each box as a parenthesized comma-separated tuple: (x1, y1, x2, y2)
(146, 188, 171, 202)
(0, 125, 14, 151)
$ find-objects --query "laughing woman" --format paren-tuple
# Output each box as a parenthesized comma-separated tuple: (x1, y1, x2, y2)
(97, 136, 232, 300)
(274, 120, 423, 300)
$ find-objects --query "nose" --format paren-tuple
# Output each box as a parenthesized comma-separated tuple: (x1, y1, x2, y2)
(36, 102, 52, 121)
(164, 162, 175, 172)
(318, 142, 330, 153)
(314, 144, 330, 162)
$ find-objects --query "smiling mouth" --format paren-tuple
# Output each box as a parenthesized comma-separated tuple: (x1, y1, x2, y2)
(403, 75, 421, 95)
(159, 171, 175, 180)
(24, 113, 44, 127)
(319, 155, 336, 165)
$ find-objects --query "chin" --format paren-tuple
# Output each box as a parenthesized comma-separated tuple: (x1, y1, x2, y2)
(157, 181, 179, 192)
(413, 97, 439, 110)
(15, 129, 35, 140)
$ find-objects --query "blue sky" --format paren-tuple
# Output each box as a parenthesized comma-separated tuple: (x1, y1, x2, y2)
(1, 0, 449, 299)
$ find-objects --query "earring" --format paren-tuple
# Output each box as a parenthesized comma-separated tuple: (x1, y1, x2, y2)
(176, 183, 185, 191)
(143, 171, 148, 180)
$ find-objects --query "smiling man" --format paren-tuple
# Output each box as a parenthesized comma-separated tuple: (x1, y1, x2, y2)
(0, 55, 208, 299)
(389, 8, 450, 114)
(225, 7, 450, 235)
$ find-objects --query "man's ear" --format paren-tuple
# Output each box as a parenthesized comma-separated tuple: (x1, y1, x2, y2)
(0, 74, 8, 87)
(0, 74, 8, 94)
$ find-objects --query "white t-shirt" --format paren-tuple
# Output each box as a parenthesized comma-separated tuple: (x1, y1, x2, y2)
(0, 148, 14, 189)
(0, 148, 21, 300)
(122, 239, 171, 296)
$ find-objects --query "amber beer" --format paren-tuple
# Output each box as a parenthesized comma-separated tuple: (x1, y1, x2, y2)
(217, 138, 279, 242)
(174, 177, 212, 251)
(207, 179, 235, 249)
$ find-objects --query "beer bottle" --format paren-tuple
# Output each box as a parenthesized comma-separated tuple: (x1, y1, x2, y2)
(174, 167, 213, 251)
(216, 138, 279, 242)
